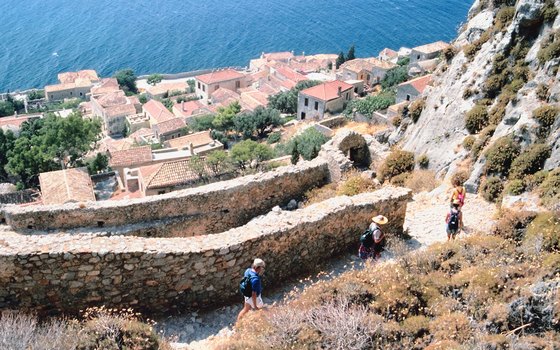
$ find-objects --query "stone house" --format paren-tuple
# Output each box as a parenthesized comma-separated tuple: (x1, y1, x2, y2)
(164, 130, 224, 155)
(378, 48, 398, 63)
(396, 74, 432, 103)
(297, 80, 354, 120)
(137, 159, 214, 196)
(108, 146, 154, 183)
(195, 69, 247, 102)
(143, 99, 175, 126)
(90, 90, 140, 136)
(409, 41, 449, 65)
(39, 167, 96, 205)
(338, 58, 396, 87)
(152, 117, 187, 142)
(172, 100, 214, 124)
(45, 70, 100, 102)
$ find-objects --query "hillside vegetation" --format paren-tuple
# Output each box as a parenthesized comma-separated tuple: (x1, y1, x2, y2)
(222, 211, 560, 349)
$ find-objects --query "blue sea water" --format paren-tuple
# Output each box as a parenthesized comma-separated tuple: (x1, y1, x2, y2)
(0, 0, 471, 92)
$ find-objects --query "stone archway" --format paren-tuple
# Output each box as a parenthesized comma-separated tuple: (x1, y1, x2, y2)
(335, 131, 371, 169)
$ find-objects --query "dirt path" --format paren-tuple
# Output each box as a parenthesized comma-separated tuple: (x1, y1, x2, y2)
(160, 184, 498, 349)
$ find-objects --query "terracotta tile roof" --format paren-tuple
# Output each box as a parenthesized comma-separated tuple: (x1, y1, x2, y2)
(263, 51, 294, 61)
(173, 100, 212, 118)
(139, 159, 212, 190)
(45, 83, 79, 93)
(196, 69, 245, 85)
(341, 58, 396, 73)
(91, 78, 120, 96)
(129, 128, 154, 142)
(240, 90, 269, 110)
(109, 145, 153, 168)
(398, 74, 433, 94)
(39, 167, 95, 205)
(412, 41, 449, 54)
(300, 80, 354, 101)
(143, 100, 175, 123)
(274, 66, 308, 82)
(105, 103, 138, 118)
(58, 70, 99, 84)
(96, 90, 128, 107)
(155, 117, 186, 135)
(210, 88, 240, 104)
(101, 137, 135, 153)
(0, 115, 38, 129)
(379, 48, 398, 58)
(165, 130, 215, 149)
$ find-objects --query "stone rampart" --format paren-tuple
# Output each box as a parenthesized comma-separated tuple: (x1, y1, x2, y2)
(4, 159, 329, 234)
(0, 187, 411, 315)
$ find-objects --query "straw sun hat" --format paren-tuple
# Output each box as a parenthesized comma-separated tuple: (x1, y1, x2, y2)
(371, 215, 388, 225)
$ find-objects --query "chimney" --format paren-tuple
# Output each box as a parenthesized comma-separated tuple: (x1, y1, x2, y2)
(182, 101, 186, 112)
(188, 142, 194, 155)
(337, 86, 342, 97)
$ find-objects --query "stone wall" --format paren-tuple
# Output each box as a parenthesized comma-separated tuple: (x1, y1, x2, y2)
(0, 187, 411, 316)
(4, 159, 329, 234)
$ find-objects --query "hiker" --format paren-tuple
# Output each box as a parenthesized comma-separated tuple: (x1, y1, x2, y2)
(236, 258, 265, 323)
(359, 215, 388, 260)
(445, 200, 463, 240)
(450, 178, 466, 209)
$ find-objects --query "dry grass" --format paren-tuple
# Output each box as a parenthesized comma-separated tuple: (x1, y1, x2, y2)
(334, 122, 388, 136)
(404, 170, 441, 193)
(303, 170, 378, 206)
(223, 212, 559, 349)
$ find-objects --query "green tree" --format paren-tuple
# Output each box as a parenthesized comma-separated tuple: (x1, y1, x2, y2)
(0, 101, 15, 117)
(147, 74, 163, 86)
(206, 150, 233, 175)
(6, 112, 101, 187)
(286, 128, 329, 161)
(336, 51, 346, 69)
(189, 155, 209, 182)
(187, 79, 196, 93)
(381, 66, 409, 89)
(291, 140, 300, 164)
(86, 153, 109, 174)
(347, 45, 356, 61)
(27, 90, 45, 101)
(212, 101, 241, 132)
(345, 91, 395, 117)
(138, 94, 148, 104)
(191, 114, 216, 132)
(268, 80, 321, 114)
(230, 140, 273, 169)
(234, 107, 282, 139)
(114, 69, 138, 94)
(0, 129, 16, 181)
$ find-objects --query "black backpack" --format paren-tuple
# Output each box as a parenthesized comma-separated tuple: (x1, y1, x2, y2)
(360, 228, 374, 248)
(448, 210, 460, 230)
(239, 274, 256, 297)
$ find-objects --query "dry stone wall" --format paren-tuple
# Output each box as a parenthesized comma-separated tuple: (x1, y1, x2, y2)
(3, 159, 329, 235)
(0, 187, 411, 316)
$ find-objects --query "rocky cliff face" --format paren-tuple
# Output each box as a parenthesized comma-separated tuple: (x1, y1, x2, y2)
(392, 0, 559, 191)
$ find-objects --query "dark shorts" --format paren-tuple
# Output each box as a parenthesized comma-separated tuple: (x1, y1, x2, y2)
(447, 227, 458, 235)
(359, 244, 374, 260)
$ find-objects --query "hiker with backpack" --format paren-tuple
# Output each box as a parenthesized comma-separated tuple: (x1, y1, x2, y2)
(236, 258, 266, 322)
(445, 200, 463, 241)
(359, 215, 388, 260)
(450, 178, 466, 209)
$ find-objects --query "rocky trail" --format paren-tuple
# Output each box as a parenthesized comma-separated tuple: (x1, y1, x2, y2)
(159, 184, 497, 350)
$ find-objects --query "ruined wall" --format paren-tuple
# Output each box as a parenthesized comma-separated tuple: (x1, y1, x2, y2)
(4, 159, 329, 234)
(0, 187, 411, 316)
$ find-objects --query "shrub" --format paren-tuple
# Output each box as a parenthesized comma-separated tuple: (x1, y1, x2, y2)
(463, 88, 474, 99)
(303, 183, 337, 207)
(538, 169, 560, 209)
(537, 31, 560, 65)
(505, 179, 525, 195)
(484, 136, 521, 176)
(492, 210, 536, 242)
(536, 84, 550, 101)
(266, 131, 282, 144)
(543, 0, 559, 23)
(532, 105, 559, 128)
(442, 46, 458, 62)
(405, 170, 440, 193)
(495, 6, 515, 31)
(524, 212, 560, 252)
(390, 172, 410, 186)
(524, 170, 549, 191)
(378, 150, 415, 182)
(509, 144, 551, 179)
(488, 94, 510, 126)
(392, 115, 402, 127)
(409, 99, 425, 123)
(429, 312, 473, 343)
(483, 74, 507, 99)
(336, 173, 377, 196)
(417, 154, 429, 169)
(471, 125, 496, 159)
(463, 135, 476, 150)
(401, 315, 430, 338)
(465, 104, 489, 134)
(481, 176, 504, 202)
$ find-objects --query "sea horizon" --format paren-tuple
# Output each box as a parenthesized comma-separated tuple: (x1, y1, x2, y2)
(0, 0, 471, 92)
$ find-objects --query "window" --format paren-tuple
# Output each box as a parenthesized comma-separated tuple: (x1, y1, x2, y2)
(301, 112, 306, 120)
(80, 92, 83, 96)
(304, 98, 308, 106)
(236, 81, 241, 88)
(367, 74, 370, 81)
(314, 101, 319, 110)
(202, 85, 206, 92)
(346, 93, 349, 100)
(406, 94, 411, 101)
(417, 55, 420, 59)
(70, 92, 72, 95)
(198, 82, 201, 89)
(354, 88, 358, 93)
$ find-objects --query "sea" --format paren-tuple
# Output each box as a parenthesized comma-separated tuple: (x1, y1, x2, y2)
(0, 0, 471, 92)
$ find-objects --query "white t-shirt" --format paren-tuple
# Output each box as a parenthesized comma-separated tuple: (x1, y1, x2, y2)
(369, 223, 383, 241)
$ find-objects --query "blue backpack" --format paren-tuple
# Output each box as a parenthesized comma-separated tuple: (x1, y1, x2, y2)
(239, 273, 257, 297)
